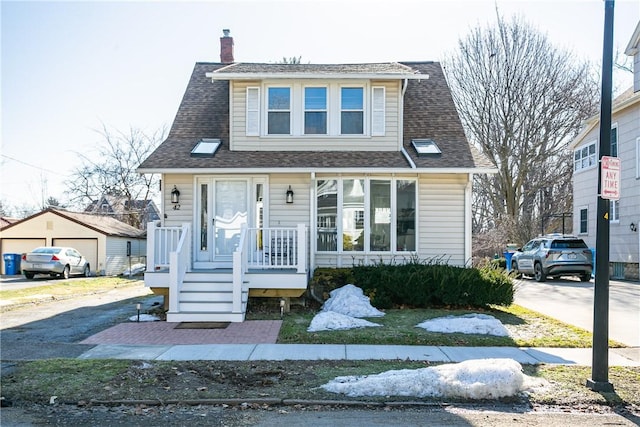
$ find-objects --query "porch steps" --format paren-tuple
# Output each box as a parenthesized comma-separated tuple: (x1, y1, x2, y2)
(166, 272, 249, 323)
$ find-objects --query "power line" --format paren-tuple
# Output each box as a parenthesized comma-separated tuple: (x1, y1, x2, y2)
(0, 154, 68, 176)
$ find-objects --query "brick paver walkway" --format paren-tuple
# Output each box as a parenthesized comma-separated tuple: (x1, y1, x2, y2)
(80, 320, 282, 345)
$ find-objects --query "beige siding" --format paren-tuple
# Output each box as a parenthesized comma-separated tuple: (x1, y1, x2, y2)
(162, 174, 194, 227)
(231, 80, 401, 151)
(0, 211, 108, 274)
(418, 174, 467, 266)
(268, 174, 311, 228)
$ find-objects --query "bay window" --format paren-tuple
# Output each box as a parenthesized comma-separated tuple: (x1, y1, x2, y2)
(316, 177, 416, 253)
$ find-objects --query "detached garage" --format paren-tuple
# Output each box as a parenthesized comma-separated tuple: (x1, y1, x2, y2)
(0, 208, 146, 276)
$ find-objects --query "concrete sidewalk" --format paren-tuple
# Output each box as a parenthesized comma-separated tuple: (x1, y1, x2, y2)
(78, 343, 640, 366)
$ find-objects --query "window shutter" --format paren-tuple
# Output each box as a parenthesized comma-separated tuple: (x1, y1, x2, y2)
(372, 86, 385, 136)
(246, 87, 260, 136)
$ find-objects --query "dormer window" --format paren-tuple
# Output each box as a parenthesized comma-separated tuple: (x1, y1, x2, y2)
(248, 82, 384, 138)
(267, 87, 291, 135)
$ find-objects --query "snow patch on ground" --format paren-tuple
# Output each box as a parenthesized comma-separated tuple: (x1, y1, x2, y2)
(416, 313, 510, 336)
(128, 314, 160, 322)
(322, 358, 543, 399)
(307, 311, 382, 332)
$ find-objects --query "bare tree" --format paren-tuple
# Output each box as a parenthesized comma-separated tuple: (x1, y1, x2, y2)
(66, 124, 165, 228)
(445, 15, 599, 248)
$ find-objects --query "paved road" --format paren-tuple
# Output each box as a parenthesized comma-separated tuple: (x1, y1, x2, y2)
(513, 277, 640, 347)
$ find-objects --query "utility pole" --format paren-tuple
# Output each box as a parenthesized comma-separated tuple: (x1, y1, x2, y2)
(586, 0, 615, 393)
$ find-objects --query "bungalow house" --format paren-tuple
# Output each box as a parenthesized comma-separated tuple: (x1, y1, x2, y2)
(0, 208, 146, 276)
(570, 21, 640, 281)
(137, 30, 496, 322)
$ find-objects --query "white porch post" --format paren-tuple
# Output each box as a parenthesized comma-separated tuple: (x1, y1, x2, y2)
(146, 221, 156, 272)
(297, 223, 306, 273)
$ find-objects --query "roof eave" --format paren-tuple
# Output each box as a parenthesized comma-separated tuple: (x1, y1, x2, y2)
(205, 72, 429, 81)
(137, 166, 497, 175)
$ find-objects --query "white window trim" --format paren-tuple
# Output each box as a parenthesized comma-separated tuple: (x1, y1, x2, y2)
(258, 81, 375, 137)
(266, 86, 292, 135)
(578, 206, 588, 235)
(610, 123, 618, 157)
(610, 199, 620, 223)
(315, 176, 417, 254)
(636, 137, 640, 179)
(574, 140, 597, 172)
(339, 85, 366, 136)
(303, 85, 328, 135)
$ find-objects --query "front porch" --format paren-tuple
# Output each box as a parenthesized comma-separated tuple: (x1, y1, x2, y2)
(144, 222, 308, 322)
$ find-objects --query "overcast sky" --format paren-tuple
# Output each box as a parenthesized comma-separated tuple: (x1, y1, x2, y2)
(1, 0, 639, 216)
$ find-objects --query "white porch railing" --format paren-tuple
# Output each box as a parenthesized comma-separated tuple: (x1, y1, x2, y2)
(146, 221, 307, 317)
(168, 224, 190, 314)
(245, 224, 307, 273)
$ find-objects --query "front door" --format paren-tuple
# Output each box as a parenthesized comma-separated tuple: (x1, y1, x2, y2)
(195, 178, 249, 268)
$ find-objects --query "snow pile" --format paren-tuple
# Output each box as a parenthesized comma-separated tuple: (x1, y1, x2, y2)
(322, 284, 385, 318)
(307, 284, 384, 332)
(308, 311, 382, 332)
(128, 314, 160, 322)
(122, 263, 146, 276)
(322, 358, 531, 399)
(416, 313, 510, 336)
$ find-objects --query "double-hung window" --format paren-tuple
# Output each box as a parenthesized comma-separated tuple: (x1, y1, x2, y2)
(267, 87, 291, 135)
(610, 199, 619, 222)
(340, 87, 364, 135)
(579, 208, 588, 234)
(304, 87, 327, 134)
(574, 142, 596, 171)
(610, 125, 618, 157)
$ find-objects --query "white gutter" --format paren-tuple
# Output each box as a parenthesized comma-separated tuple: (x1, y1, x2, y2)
(137, 166, 498, 175)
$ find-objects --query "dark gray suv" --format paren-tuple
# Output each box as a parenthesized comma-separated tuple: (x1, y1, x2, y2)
(511, 234, 593, 282)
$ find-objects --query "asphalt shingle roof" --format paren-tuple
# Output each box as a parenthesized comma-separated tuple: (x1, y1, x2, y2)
(138, 61, 494, 172)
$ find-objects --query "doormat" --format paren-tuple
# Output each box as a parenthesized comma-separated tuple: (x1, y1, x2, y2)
(174, 322, 230, 329)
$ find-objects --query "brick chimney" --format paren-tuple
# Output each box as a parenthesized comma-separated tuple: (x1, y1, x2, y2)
(220, 29, 234, 64)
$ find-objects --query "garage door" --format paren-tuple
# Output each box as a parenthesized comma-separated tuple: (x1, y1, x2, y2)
(1, 238, 46, 274)
(52, 238, 98, 276)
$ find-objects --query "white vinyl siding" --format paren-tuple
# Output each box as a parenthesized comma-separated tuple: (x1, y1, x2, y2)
(636, 137, 640, 179)
(371, 86, 385, 136)
(418, 174, 467, 266)
(246, 87, 260, 136)
(106, 237, 146, 276)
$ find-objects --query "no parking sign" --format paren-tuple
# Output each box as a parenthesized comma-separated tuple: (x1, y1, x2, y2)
(600, 156, 620, 200)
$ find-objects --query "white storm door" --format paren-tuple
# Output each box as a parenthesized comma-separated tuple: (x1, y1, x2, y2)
(195, 178, 249, 268)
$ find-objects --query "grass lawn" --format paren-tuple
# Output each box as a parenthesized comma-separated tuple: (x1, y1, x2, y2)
(249, 301, 622, 348)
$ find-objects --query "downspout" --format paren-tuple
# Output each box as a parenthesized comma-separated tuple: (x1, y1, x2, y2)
(308, 172, 324, 304)
(400, 78, 416, 169)
(465, 173, 473, 266)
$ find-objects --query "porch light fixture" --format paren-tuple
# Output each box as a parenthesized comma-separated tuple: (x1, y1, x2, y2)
(286, 185, 294, 204)
(171, 185, 181, 210)
(631, 222, 637, 232)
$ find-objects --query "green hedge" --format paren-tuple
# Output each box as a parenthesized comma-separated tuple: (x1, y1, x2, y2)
(309, 260, 513, 309)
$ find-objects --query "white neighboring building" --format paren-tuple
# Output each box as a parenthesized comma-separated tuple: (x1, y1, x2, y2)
(571, 22, 640, 281)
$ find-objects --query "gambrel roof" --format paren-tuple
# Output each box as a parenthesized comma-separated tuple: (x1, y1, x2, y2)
(138, 61, 494, 173)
